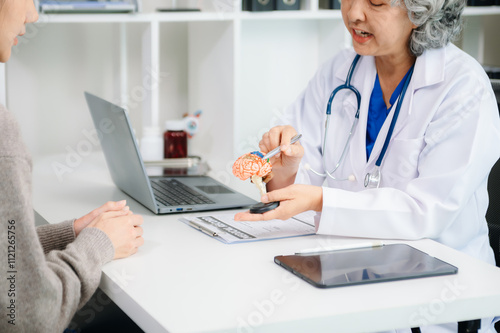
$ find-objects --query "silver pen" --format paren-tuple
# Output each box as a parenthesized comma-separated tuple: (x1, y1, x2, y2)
(262, 134, 302, 160)
(295, 241, 384, 255)
(189, 220, 218, 237)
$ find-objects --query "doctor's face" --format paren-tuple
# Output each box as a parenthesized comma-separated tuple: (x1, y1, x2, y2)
(342, 0, 417, 60)
(0, 0, 38, 63)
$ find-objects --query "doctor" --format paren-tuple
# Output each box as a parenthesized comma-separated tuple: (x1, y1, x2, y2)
(236, 0, 500, 328)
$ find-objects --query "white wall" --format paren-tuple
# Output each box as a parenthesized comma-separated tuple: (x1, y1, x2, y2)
(235, 19, 348, 157)
(481, 16, 500, 67)
(6, 21, 193, 161)
(461, 15, 500, 67)
(7, 23, 123, 159)
(237, 20, 320, 156)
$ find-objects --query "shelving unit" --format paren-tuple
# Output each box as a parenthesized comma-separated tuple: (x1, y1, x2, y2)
(463, 6, 500, 16)
(24, 5, 500, 22)
(2, 4, 499, 174)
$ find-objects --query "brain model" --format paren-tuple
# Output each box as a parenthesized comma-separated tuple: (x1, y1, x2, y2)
(232, 151, 273, 196)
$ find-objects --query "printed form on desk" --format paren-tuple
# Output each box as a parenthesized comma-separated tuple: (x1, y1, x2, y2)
(179, 211, 316, 244)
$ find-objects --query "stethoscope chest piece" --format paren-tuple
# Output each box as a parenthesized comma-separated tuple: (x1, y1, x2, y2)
(364, 166, 381, 188)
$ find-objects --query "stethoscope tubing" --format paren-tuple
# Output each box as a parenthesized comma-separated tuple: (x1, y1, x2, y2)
(321, 113, 359, 181)
(326, 54, 362, 117)
(318, 54, 362, 180)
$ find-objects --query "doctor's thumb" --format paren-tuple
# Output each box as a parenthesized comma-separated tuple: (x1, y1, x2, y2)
(261, 189, 284, 203)
(261, 194, 270, 203)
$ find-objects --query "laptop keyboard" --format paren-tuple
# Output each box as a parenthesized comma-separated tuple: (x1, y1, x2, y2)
(151, 179, 215, 207)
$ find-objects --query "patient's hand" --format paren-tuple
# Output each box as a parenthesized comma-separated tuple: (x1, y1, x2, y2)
(74, 200, 129, 236)
(89, 209, 144, 259)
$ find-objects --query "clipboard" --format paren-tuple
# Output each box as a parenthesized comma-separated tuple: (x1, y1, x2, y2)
(179, 211, 316, 244)
(274, 244, 458, 289)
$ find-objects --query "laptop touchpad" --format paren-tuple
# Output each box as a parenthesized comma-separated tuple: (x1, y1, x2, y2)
(196, 185, 234, 194)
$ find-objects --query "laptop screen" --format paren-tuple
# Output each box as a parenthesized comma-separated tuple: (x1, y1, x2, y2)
(84, 92, 159, 213)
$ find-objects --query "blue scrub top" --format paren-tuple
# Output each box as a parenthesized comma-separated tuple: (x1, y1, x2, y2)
(366, 68, 413, 160)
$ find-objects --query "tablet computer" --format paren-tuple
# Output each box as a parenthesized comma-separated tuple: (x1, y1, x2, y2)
(274, 244, 458, 289)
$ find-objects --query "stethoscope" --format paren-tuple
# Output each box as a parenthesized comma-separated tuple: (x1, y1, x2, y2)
(307, 54, 414, 188)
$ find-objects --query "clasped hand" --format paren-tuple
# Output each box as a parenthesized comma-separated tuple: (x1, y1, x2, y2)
(74, 200, 144, 259)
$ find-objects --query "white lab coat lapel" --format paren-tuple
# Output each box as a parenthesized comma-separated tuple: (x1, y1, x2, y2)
(386, 47, 446, 134)
(363, 48, 446, 174)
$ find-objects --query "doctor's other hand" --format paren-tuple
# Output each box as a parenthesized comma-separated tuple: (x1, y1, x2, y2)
(260, 126, 304, 190)
(74, 200, 130, 237)
(88, 210, 144, 259)
(234, 184, 322, 221)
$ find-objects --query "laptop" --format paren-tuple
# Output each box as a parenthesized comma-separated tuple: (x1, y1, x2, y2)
(84, 92, 257, 214)
(38, 1, 138, 13)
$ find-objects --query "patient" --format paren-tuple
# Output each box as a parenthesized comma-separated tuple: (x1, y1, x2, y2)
(0, 0, 144, 331)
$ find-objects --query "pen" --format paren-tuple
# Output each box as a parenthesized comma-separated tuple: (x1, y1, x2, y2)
(262, 134, 302, 160)
(189, 220, 218, 237)
(295, 241, 384, 255)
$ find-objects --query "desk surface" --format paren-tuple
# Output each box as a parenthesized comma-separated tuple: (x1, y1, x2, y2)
(33, 153, 500, 333)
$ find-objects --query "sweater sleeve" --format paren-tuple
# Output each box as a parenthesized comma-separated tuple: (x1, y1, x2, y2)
(36, 219, 76, 254)
(0, 105, 115, 332)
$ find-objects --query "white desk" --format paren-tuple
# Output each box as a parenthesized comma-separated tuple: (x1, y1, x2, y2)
(33, 153, 500, 333)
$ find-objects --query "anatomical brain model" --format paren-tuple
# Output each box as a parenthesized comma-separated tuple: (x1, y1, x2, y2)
(232, 151, 273, 196)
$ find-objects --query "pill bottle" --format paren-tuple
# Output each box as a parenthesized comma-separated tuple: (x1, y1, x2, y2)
(140, 126, 163, 161)
(164, 120, 188, 158)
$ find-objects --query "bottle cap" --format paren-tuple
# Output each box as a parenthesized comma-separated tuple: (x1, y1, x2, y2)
(165, 120, 185, 131)
(143, 126, 162, 137)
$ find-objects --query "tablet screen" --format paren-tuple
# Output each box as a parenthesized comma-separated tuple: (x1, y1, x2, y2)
(274, 244, 458, 288)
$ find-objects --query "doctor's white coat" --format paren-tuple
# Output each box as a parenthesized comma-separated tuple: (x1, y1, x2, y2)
(284, 43, 500, 265)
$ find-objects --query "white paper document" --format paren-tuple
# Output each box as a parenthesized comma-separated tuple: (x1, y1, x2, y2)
(180, 211, 316, 244)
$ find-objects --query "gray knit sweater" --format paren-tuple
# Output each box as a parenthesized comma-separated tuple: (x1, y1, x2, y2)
(0, 104, 115, 332)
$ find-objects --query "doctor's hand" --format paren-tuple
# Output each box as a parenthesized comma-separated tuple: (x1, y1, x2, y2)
(88, 209, 144, 259)
(260, 125, 304, 190)
(234, 184, 322, 221)
(74, 200, 130, 237)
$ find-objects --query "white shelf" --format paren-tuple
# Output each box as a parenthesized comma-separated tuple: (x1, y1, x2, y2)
(38, 10, 341, 23)
(464, 6, 500, 16)
(35, 6, 500, 24)
(37, 12, 235, 23)
(38, 13, 148, 23)
(238, 9, 342, 20)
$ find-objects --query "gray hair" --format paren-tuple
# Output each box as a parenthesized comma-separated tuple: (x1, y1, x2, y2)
(394, 0, 466, 57)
